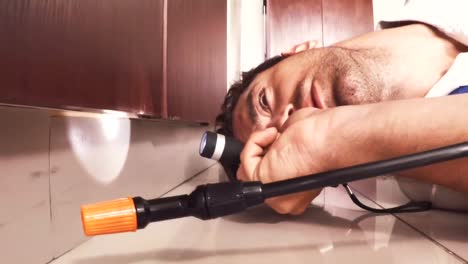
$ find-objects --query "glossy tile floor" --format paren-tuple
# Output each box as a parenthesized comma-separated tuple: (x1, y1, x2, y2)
(52, 166, 467, 264)
(395, 206, 468, 261)
(0, 105, 215, 263)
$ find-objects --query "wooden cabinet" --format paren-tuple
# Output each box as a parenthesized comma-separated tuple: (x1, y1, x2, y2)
(166, 0, 227, 123)
(267, 0, 373, 55)
(0, 0, 228, 123)
(322, 0, 374, 46)
(0, 0, 372, 124)
(266, 0, 323, 57)
(0, 0, 165, 116)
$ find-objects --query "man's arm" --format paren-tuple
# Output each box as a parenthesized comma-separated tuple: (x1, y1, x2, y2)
(238, 94, 468, 214)
(327, 93, 468, 191)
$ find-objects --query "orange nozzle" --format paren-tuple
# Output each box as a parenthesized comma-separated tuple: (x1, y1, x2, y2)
(81, 197, 138, 236)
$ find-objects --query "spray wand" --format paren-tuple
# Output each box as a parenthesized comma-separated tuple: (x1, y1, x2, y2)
(81, 132, 468, 236)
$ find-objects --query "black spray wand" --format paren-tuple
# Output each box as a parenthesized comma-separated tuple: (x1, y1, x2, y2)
(81, 132, 468, 236)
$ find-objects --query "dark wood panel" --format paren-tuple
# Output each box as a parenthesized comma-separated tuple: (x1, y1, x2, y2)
(0, 0, 164, 116)
(266, 0, 323, 57)
(167, 0, 227, 123)
(322, 0, 374, 46)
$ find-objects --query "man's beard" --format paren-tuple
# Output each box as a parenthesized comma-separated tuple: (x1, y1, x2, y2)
(323, 47, 392, 106)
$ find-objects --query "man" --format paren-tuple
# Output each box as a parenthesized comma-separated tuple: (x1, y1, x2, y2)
(216, 0, 468, 215)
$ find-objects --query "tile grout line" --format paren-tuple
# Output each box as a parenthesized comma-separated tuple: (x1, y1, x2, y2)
(46, 161, 217, 263)
(391, 214, 468, 264)
(157, 163, 218, 198)
(351, 187, 468, 263)
(46, 240, 88, 264)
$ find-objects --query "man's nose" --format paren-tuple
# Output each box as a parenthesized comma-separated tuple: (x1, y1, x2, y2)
(274, 104, 295, 129)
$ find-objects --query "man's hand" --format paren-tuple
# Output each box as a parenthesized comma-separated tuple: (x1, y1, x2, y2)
(237, 95, 468, 215)
(281, 40, 322, 56)
(237, 108, 330, 215)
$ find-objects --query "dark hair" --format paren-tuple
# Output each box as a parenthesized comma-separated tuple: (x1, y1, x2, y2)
(215, 55, 285, 137)
(214, 55, 285, 181)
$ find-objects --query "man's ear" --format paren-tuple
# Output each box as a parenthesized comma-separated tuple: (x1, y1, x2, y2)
(281, 40, 322, 56)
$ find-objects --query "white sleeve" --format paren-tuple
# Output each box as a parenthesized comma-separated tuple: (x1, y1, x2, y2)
(376, 0, 468, 46)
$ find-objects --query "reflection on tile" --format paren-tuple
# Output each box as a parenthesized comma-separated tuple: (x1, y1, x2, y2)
(51, 165, 464, 264)
(397, 178, 468, 211)
(347, 175, 468, 262)
(350, 176, 412, 209)
(50, 115, 215, 257)
(351, 176, 468, 211)
(0, 202, 52, 264)
(397, 210, 468, 261)
(323, 185, 369, 211)
(0, 106, 53, 263)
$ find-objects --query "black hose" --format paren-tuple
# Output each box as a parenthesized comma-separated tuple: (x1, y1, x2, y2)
(262, 142, 468, 198)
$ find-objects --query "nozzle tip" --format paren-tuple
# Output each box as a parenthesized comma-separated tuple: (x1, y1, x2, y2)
(81, 197, 137, 236)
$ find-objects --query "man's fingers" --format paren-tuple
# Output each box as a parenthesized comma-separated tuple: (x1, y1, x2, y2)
(280, 108, 320, 132)
(239, 127, 278, 182)
(240, 127, 278, 161)
(295, 42, 310, 52)
(249, 127, 278, 148)
(236, 166, 247, 181)
(265, 190, 321, 215)
(309, 40, 322, 48)
(282, 47, 296, 56)
(281, 40, 321, 56)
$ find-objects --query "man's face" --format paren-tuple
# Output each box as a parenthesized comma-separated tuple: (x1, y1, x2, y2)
(232, 47, 383, 142)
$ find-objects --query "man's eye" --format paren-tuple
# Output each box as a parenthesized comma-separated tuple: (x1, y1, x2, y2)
(259, 89, 270, 113)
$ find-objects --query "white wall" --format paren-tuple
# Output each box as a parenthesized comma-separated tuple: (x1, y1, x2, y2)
(240, 0, 265, 73)
(227, 0, 242, 89)
(227, 0, 265, 88)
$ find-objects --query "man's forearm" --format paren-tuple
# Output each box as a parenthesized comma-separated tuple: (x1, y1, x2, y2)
(328, 94, 468, 192)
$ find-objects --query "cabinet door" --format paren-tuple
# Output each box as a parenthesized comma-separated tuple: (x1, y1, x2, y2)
(322, 0, 374, 46)
(0, 0, 164, 116)
(267, 0, 373, 54)
(167, 0, 227, 123)
(267, 0, 323, 57)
